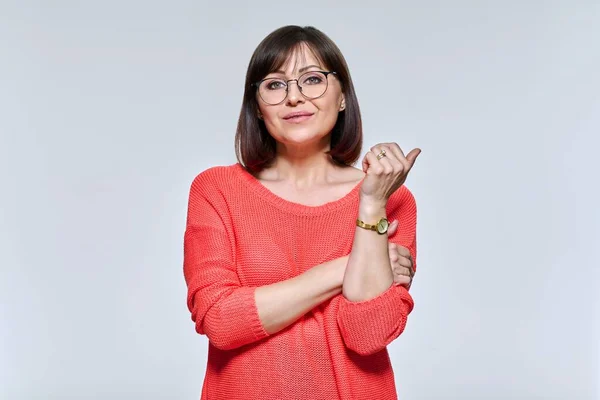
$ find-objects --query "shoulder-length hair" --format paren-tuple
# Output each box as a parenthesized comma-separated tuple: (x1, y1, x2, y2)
(235, 25, 363, 173)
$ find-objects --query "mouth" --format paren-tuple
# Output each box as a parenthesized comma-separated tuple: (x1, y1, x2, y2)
(283, 112, 314, 123)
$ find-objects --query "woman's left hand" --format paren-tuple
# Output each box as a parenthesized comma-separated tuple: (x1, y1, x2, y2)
(360, 142, 421, 205)
(387, 220, 415, 289)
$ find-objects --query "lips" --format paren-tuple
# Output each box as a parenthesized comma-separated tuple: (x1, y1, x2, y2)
(283, 111, 314, 120)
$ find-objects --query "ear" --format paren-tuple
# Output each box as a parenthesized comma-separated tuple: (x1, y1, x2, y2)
(339, 97, 346, 112)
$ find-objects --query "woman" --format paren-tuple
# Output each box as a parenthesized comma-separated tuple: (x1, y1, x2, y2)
(183, 25, 421, 400)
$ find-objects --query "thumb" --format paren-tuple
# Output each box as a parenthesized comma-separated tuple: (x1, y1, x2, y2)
(387, 220, 398, 236)
(406, 148, 422, 165)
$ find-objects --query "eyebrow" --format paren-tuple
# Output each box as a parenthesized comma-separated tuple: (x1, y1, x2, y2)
(272, 64, 323, 75)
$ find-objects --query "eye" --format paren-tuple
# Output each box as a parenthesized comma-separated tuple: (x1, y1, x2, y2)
(264, 79, 286, 91)
(301, 74, 324, 85)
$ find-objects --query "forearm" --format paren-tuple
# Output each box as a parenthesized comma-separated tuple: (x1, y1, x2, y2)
(336, 189, 417, 355)
(255, 256, 348, 334)
(342, 200, 394, 302)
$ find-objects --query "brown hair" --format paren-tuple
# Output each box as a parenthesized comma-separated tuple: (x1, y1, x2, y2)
(234, 25, 363, 173)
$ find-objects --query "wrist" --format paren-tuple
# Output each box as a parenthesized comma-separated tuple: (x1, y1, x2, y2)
(333, 255, 349, 290)
(358, 198, 387, 221)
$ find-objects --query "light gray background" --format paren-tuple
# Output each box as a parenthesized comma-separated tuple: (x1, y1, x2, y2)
(1, 1, 598, 399)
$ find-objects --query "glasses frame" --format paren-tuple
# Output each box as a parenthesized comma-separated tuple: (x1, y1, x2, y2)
(251, 70, 337, 105)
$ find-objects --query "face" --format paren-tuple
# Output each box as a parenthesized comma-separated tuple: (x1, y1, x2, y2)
(256, 44, 345, 150)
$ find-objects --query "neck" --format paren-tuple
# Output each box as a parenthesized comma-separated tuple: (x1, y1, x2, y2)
(266, 137, 341, 189)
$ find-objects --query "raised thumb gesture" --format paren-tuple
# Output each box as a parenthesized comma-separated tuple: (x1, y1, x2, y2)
(360, 142, 421, 205)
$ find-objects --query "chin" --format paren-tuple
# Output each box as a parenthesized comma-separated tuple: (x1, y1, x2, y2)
(279, 128, 328, 145)
(285, 125, 315, 135)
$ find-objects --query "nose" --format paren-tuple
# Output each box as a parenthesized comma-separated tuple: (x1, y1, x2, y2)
(285, 80, 305, 106)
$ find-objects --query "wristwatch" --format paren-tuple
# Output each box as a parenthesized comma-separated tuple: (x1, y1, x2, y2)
(356, 217, 389, 234)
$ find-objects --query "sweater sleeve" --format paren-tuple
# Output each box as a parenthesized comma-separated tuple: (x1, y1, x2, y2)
(336, 185, 417, 356)
(183, 171, 270, 350)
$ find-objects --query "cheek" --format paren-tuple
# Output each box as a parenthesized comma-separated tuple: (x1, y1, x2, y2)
(260, 106, 279, 123)
(317, 89, 343, 115)
(316, 100, 341, 124)
(261, 109, 284, 133)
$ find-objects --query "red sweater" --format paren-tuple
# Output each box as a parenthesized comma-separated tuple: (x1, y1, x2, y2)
(183, 163, 417, 400)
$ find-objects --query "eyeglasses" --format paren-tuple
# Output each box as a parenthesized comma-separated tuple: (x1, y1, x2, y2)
(252, 70, 337, 105)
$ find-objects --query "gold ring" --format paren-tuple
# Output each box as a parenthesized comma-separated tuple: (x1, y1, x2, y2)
(376, 149, 387, 160)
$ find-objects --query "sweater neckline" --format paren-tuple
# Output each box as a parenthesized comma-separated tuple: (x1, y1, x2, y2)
(233, 163, 364, 215)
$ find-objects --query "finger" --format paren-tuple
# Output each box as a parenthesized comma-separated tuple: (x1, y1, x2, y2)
(392, 265, 413, 287)
(370, 144, 387, 154)
(384, 143, 411, 172)
(393, 274, 411, 287)
(385, 143, 406, 161)
(393, 268, 413, 285)
(393, 265, 413, 277)
(387, 143, 421, 170)
(396, 256, 412, 269)
(370, 145, 398, 165)
(368, 146, 395, 175)
(373, 144, 403, 173)
(387, 220, 398, 236)
(402, 250, 415, 271)
(378, 154, 395, 175)
(364, 151, 385, 175)
(361, 152, 369, 173)
(405, 148, 422, 167)
(363, 144, 391, 173)
(394, 261, 414, 278)
(397, 246, 412, 258)
(401, 256, 415, 276)
(388, 246, 399, 262)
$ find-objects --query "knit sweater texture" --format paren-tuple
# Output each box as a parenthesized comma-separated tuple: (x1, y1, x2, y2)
(183, 163, 417, 400)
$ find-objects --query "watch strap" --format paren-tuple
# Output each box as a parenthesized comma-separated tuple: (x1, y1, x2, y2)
(356, 219, 378, 231)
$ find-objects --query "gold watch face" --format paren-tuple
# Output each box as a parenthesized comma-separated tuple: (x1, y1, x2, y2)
(376, 218, 389, 234)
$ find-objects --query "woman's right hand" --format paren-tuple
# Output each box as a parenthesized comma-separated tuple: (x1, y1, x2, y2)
(387, 220, 415, 289)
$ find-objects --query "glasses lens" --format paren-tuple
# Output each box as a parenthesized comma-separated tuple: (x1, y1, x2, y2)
(257, 72, 330, 104)
(259, 78, 287, 105)
(298, 71, 328, 99)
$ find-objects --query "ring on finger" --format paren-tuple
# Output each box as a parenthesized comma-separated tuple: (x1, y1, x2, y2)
(376, 149, 387, 160)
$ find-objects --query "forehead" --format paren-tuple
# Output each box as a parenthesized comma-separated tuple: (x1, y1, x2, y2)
(273, 43, 326, 74)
